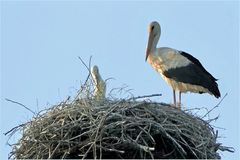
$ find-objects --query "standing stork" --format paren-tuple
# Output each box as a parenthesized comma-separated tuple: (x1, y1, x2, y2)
(145, 21, 220, 108)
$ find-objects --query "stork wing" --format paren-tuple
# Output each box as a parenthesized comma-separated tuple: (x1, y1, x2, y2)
(163, 63, 220, 98)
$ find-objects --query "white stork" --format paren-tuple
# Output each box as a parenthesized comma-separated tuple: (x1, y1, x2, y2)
(145, 21, 220, 108)
(91, 65, 106, 100)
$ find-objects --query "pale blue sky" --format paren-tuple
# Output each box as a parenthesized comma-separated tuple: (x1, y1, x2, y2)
(1, 1, 239, 159)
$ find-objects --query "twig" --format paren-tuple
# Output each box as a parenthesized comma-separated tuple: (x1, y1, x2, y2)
(201, 93, 227, 119)
(78, 56, 92, 86)
(206, 114, 220, 123)
(105, 77, 115, 83)
(75, 56, 94, 101)
(218, 146, 235, 153)
(128, 93, 162, 100)
(4, 123, 27, 136)
(5, 98, 35, 115)
(88, 56, 92, 72)
(78, 56, 91, 73)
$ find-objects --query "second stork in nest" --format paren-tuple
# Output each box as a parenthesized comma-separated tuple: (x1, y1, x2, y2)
(91, 65, 106, 100)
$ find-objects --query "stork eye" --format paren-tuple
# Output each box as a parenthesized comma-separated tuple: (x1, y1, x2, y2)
(151, 26, 155, 30)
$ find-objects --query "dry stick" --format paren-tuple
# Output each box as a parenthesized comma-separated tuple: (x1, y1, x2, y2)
(105, 77, 115, 83)
(5, 98, 35, 115)
(88, 56, 92, 73)
(140, 136, 155, 159)
(95, 144, 125, 154)
(128, 93, 162, 100)
(135, 126, 146, 143)
(116, 84, 130, 95)
(80, 111, 108, 158)
(49, 132, 69, 159)
(138, 125, 155, 145)
(91, 102, 123, 159)
(201, 93, 227, 119)
(75, 56, 93, 100)
(99, 133, 102, 160)
(126, 134, 154, 152)
(78, 56, 91, 86)
(179, 135, 198, 158)
(81, 142, 95, 159)
(5, 123, 30, 151)
(4, 123, 27, 136)
(78, 56, 92, 75)
(78, 56, 92, 85)
(218, 146, 235, 153)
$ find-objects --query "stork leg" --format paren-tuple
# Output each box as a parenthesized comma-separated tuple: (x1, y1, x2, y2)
(173, 89, 176, 107)
(178, 91, 181, 110)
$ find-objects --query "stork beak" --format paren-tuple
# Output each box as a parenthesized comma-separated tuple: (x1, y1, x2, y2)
(145, 30, 154, 61)
(145, 48, 150, 61)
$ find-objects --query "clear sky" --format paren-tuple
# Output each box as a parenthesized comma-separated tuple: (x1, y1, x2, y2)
(1, 0, 239, 159)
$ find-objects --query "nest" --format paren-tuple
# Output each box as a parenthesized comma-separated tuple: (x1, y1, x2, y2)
(6, 61, 233, 159)
(7, 94, 231, 159)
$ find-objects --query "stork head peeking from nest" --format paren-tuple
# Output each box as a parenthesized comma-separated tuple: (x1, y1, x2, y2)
(91, 65, 106, 100)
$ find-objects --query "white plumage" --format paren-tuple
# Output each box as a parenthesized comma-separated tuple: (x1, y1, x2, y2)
(149, 47, 191, 71)
(91, 65, 106, 100)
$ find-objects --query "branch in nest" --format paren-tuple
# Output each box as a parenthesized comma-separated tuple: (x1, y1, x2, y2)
(201, 93, 228, 119)
(4, 123, 27, 136)
(128, 93, 162, 100)
(78, 56, 92, 86)
(5, 98, 35, 115)
(218, 146, 235, 153)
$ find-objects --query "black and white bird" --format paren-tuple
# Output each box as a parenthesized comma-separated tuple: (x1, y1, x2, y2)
(145, 21, 220, 108)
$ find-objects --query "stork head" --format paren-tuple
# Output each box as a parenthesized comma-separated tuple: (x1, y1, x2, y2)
(145, 21, 161, 61)
(91, 65, 99, 75)
(91, 65, 99, 80)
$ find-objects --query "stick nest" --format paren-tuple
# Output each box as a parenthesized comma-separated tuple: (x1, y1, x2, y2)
(9, 95, 229, 159)
(7, 64, 233, 159)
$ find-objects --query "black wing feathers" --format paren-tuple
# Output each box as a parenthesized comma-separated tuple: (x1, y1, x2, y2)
(162, 51, 220, 98)
(179, 51, 217, 81)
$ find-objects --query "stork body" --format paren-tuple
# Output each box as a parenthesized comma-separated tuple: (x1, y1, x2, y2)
(91, 65, 106, 100)
(145, 21, 220, 108)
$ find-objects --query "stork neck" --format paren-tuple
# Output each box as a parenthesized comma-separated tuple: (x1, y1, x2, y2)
(150, 48, 157, 56)
(150, 40, 158, 55)
(152, 35, 159, 52)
